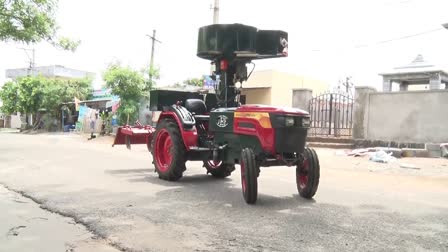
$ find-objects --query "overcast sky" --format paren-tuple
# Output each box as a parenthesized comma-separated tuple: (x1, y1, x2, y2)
(1, 0, 448, 90)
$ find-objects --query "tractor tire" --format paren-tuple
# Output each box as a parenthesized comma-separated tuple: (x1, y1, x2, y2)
(151, 119, 186, 181)
(296, 147, 320, 199)
(240, 148, 258, 204)
(203, 160, 235, 178)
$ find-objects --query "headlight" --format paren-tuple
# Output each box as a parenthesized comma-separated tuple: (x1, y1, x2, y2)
(285, 117, 295, 127)
(302, 117, 310, 127)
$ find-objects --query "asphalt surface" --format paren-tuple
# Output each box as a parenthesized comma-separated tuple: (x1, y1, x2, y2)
(0, 133, 447, 251)
(0, 185, 119, 252)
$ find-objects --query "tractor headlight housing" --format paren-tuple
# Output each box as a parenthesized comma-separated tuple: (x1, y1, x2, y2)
(285, 117, 295, 127)
(301, 117, 310, 128)
(270, 114, 311, 128)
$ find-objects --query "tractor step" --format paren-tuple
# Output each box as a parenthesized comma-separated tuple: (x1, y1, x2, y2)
(189, 144, 227, 152)
(189, 146, 212, 152)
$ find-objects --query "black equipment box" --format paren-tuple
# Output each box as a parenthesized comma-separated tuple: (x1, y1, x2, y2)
(149, 90, 204, 111)
(197, 24, 288, 60)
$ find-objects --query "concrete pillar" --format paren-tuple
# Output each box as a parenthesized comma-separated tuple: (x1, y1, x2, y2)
(353, 86, 377, 139)
(429, 73, 442, 90)
(292, 88, 312, 111)
(399, 81, 408, 91)
(5, 115, 11, 128)
(382, 78, 392, 92)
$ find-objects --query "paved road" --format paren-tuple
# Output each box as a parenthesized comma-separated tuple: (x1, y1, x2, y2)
(0, 133, 447, 251)
(0, 185, 119, 252)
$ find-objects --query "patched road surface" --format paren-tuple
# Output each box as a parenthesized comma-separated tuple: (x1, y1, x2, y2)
(0, 133, 447, 251)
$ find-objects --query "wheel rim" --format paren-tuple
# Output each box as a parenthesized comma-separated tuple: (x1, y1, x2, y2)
(207, 160, 222, 169)
(155, 129, 173, 172)
(298, 159, 309, 190)
(241, 161, 247, 194)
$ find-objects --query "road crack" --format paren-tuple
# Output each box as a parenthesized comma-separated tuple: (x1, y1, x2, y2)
(7, 225, 26, 236)
(0, 183, 131, 252)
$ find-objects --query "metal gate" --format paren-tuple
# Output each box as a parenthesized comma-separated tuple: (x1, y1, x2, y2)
(308, 92, 354, 137)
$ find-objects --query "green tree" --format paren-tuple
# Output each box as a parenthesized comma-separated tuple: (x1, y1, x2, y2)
(183, 77, 204, 87)
(104, 64, 145, 124)
(140, 65, 159, 92)
(0, 81, 19, 114)
(120, 100, 139, 125)
(0, 0, 79, 51)
(16, 75, 45, 114)
(54, 36, 81, 52)
(0, 76, 92, 127)
(104, 64, 144, 100)
(40, 78, 92, 116)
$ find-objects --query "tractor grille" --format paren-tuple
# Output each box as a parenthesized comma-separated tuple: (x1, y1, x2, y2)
(270, 114, 308, 154)
(274, 127, 307, 153)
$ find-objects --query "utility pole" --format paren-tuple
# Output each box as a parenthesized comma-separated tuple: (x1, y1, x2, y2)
(145, 30, 161, 125)
(19, 47, 35, 71)
(209, 0, 220, 76)
(17, 47, 36, 126)
(212, 0, 219, 24)
(345, 77, 349, 93)
(146, 30, 161, 78)
(343, 76, 353, 96)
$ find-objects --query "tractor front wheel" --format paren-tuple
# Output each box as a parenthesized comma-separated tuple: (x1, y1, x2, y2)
(204, 160, 235, 178)
(296, 147, 320, 199)
(240, 148, 259, 204)
(151, 119, 186, 181)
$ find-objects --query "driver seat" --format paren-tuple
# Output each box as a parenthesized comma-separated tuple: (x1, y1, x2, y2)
(185, 99, 209, 121)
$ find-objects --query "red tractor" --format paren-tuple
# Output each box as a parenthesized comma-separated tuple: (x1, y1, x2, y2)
(114, 24, 320, 204)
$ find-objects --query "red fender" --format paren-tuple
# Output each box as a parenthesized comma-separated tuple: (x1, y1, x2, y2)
(158, 111, 198, 151)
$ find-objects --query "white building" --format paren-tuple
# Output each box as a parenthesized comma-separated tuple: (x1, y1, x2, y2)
(1, 65, 95, 129)
(5, 65, 95, 80)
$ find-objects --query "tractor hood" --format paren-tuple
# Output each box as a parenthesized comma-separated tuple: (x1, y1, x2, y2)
(236, 105, 309, 116)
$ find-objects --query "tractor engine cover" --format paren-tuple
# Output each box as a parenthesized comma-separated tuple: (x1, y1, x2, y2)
(209, 105, 310, 157)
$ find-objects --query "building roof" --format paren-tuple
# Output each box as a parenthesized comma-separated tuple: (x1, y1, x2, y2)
(157, 86, 216, 93)
(5, 65, 95, 80)
(63, 97, 113, 105)
(379, 55, 448, 76)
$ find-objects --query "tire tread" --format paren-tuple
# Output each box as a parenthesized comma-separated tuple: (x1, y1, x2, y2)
(241, 148, 258, 204)
(151, 119, 186, 181)
(297, 147, 320, 199)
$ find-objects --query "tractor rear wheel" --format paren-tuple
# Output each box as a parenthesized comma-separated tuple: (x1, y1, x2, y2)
(240, 148, 258, 204)
(204, 160, 235, 178)
(151, 119, 186, 181)
(296, 147, 320, 199)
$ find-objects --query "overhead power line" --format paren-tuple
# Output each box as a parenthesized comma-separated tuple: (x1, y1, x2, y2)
(365, 27, 443, 47)
(312, 27, 445, 52)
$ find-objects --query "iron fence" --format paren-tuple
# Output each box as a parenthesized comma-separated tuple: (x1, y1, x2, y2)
(308, 92, 354, 137)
